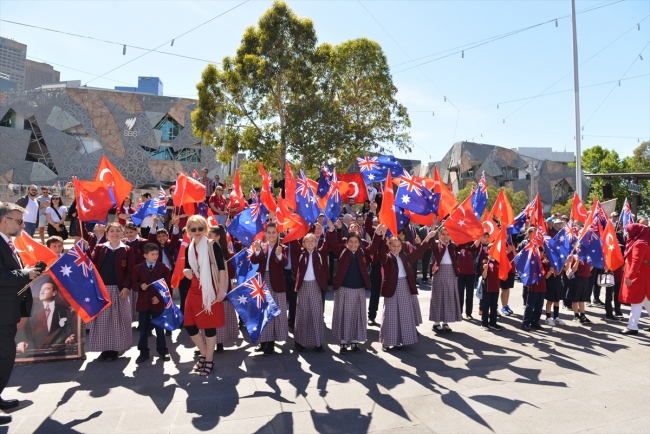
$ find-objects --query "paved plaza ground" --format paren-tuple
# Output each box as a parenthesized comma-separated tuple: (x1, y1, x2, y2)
(2, 281, 650, 434)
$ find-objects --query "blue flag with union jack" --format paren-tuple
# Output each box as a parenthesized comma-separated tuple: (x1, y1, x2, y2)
(514, 242, 543, 286)
(325, 169, 342, 222)
(471, 171, 488, 220)
(356, 155, 404, 184)
(130, 187, 166, 226)
(395, 170, 438, 215)
(45, 240, 111, 323)
(226, 273, 281, 343)
(227, 193, 267, 247)
(231, 247, 258, 286)
(296, 170, 320, 226)
(620, 198, 633, 235)
(316, 165, 332, 199)
(150, 279, 184, 331)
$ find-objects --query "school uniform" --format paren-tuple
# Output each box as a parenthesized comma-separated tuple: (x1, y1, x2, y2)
(250, 242, 289, 344)
(131, 261, 171, 357)
(500, 247, 516, 289)
(427, 239, 462, 324)
(147, 231, 180, 273)
(568, 257, 592, 302)
(88, 242, 135, 353)
(401, 241, 423, 325)
(326, 230, 371, 344)
(123, 236, 146, 321)
(293, 242, 330, 348)
(522, 260, 548, 327)
(284, 240, 301, 331)
(370, 235, 423, 347)
(481, 258, 500, 328)
(456, 243, 478, 317)
(215, 250, 240, 344)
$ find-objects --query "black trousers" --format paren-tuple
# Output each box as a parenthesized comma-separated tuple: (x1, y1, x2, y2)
(522, 291, 545, 326)
(368, 262, 382, 321)
(480, 292, 499, 327)
(141, 227, 151, 239)
(285, 269, 296, 328)
(590, 268, 601, 301)
(421, 250, 432, 280)
(457, 274, 475, 315)
(138, 311, 168, 356)
(605, 281, 622, 317)
(0, 325, 17, 396)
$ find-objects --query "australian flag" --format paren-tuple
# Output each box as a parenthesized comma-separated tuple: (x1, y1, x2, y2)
(46, 240, 111, 323)
(197, 202, 209, 218)
(620, 198, 633, 235)
(514, 243, 543, 286)
(131, 189, 166, 226)
(356, 155, 404, 184)
(395, 170, 438, 215)
(250, 188, 268, 217)
(317, 165, 332, 199)
(226, 273, 281, 343)
(578, 217, 605, 269)
(227, 200, 267, 247)
(325, 170, 341, 222)
(471, 172, 488, 220)
(232, 247, 258, 286)
(150, 279, 184, 331)
(545, 227, 571, 272)
(508, 199, 535, 235)
(296, 170, 320, 226)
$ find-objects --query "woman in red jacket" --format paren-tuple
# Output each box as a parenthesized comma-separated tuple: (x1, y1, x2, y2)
(209, 225, 239, 351)
(250, 223, 288, 355)
(293, 233, 330, 352)
(371, 224, 434, 351)
(619, 223, 650, 335)
(88, 222, 135, 362)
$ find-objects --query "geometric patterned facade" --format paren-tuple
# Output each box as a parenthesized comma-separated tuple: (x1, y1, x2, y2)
(414, 141, 590, 212)
(0, 84, 223, 188)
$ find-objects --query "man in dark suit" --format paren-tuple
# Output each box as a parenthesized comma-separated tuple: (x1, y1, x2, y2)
(0, 203, 41, 424)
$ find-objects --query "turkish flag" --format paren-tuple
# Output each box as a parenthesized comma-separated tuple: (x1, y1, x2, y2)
(307, 178, 328, 210)
(14, 230, 58, 267)
(258, 162, 277, 212)
(490, 189, 514, 226)
(405, 210, 437, 226)
(94, 155, 133, 206)
(571, 192, 588, 224)
(378, 171, 397, 236)
(443, 195, 484, 245)
(284, 162, 297, 210)
(173, 173, 205, 207)
(489, 226, 512, 280)
(482, 213, 498, 243)
(229, 169, 246, 212)
(600, 218, 624, 272)
(434, 166, 458, 218)
(171, 232, 190, 288)
(338, 173, 369, 204)
(73, 178, 115, 223)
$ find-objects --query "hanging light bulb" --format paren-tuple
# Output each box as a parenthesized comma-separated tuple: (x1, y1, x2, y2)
(497, 104, 499, 109)
(462, 50, 464, 58)
(481, 133, 483, 137)
(171, 39, 175, 46)
(503, 119, 505, 124)
(619, 80, 621, 87)
(123, 45, 126, 55)
(555, 19, 558, 27)
(582, 135, 584, 140)
(639, 23, 641, 31)
(444, 96, 447, 102)
(640, 54, 644, 60)
(432, 111, 435, 116)
(581, 126, 584, 131)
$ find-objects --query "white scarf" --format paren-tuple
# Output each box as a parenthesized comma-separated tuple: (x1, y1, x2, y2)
(188, 237, 216, 313)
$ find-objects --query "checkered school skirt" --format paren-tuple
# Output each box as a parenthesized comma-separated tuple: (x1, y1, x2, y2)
(413, 294, 423, 325)
(332, 286, 367, 343)
(380, 277, 418, 347)
(294, 280, 325, 347)
(130, 291, 138, 322)
(429, 264, 462, 323)
(215, 298, 240, 343)
(87, 285, 133, 352)
(258, 271, 288, 343)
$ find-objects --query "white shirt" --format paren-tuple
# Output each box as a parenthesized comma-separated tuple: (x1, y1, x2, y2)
(367, 186, 377, 202)
(43, 300, 55, 331)
(440, 243, 452, 264)
(23, 197, 38, 224)
(161, 249, 172, 269)
(303, 251, 316, 281)
(394, 253, 407, 278)
(141, 215, 155, 229)
(45, 206, 67, 223)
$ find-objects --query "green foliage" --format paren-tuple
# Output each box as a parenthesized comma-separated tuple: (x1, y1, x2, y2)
(551, 197, 574, 218)
(582, 145, 630, 212)
(192, 1, 411, 172)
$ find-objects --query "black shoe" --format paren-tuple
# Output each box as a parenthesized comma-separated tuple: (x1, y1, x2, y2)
(604, 315, 619, 322)
(96, 351, 109, 362)
(490, 324, 503, 331)
(394, 344, 404, 351)
(351, 343, 361, 352)
(255, 342, 268, 352)
(422, 278, 429, 284)
(432, 325, 443, 333)
(105, 351, 118, 362)
(263, 341, 275, 355)
(644, 327, 650, 332)
(165, 330, 172, 337)
(580, 315, 592, 324)
(159, 354, 171, 361)
(339, 344, 348, 354)
(288, 326, 294, 334)
(381, 345, 391, 352)
(466, 315, 474, 321)
(368, 319, 380, 327)
(0, 410, 12, 425)
(593, 299, 604, 306)
(531, 324, 544, 331)
(294, 342, 305, 352)
(0, 399, 18, 410)
(135, 354, 149, 364)
(620, 328, 638, 335)
(442, 324, 452, 333)
(521, 323, 531, 331)
(216, 343, 224, 353)
(315, 345, 325, 353)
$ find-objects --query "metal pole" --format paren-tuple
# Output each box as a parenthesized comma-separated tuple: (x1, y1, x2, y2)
(570, 0, 583, 199)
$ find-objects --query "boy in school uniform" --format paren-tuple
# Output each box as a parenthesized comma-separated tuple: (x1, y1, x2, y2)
(148, 218, 180, 273)
(46, 235, 65, 257)
(131, 243, 172, 364)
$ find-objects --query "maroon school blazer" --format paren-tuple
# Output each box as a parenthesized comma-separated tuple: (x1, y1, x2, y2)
(250, 241, 288, 292)
(326, 230, 371, 290)
(369, 234, 425, 297)
(294, 240, 330, 292)
(91, 243, 135, 289)
(130, 261, 171, 311)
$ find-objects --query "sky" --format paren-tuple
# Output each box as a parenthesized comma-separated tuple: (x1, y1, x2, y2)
(1, 0, 648, 164)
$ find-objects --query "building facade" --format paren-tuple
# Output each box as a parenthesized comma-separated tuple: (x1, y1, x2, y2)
(0, 81, 224, 187)
(0, 38, 27, 91)
(24, 59, 60, 90)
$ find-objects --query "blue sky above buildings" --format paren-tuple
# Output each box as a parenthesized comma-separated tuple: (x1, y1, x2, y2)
(1, 0, 648, 163)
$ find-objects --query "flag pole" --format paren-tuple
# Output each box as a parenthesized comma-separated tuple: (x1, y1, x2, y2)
(570, 0, 583, 200)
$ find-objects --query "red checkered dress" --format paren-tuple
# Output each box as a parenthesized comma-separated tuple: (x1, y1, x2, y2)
(412, 294, 423, 326)
(294, 280, 325, 347)
(258, 271, 288, 343)
(332, 286, 367, 343)
(380, 277, 418, 346)
(429, 264, 462, 323)
(87, 285, 133, 352)
(215, 298, 240, 343)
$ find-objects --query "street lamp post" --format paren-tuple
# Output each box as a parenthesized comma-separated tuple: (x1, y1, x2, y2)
(528, 163, 537, 200)
(570, 0, 583, 199)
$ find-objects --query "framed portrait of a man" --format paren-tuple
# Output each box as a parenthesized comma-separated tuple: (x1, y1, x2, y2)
(15, 275, 83, 363)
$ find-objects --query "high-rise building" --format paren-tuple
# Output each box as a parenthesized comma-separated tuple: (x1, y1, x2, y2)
(24, 59, 60, 90)
(0, 37, 27, 90)
(115, 76, 163, 96)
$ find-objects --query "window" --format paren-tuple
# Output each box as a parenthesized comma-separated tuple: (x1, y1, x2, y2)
(142, 145, 201, 162)
(155, 116, 183, 141)
(0, 109, 16, 128)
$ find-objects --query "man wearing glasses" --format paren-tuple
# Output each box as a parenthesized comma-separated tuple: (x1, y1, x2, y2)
(198, 168, 213, 203)
(36, 187, 51, 244)
(0, 203, 42, 424)
(14, 185, 40, 237)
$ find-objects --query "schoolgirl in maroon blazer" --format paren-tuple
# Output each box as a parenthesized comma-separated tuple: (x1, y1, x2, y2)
(325, 219, 373, 353)
(251, 223, 289, 354)
(148, 220, 180, 273)
(293, 233, 330, 352)
(123, 222, 146, 266)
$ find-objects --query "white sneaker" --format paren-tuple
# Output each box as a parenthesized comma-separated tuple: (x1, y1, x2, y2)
(545, 317, 556, 326)
(554, 317, 566, 326)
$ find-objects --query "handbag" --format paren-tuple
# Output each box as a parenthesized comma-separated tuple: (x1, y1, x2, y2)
(49, 207, 69, 240)
(597, 272, 615, 287)
(475, 276, 484, 300)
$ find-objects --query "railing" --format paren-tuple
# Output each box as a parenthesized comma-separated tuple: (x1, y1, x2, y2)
(0, 183, 165, 204)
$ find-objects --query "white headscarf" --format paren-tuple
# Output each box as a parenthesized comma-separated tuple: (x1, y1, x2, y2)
(188, 236, 216, 313)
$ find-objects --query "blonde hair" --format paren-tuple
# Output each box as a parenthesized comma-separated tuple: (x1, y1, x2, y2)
(186, 215, 208, 235)
(105, 222, 123, 232)
(302, 233, 317, 243)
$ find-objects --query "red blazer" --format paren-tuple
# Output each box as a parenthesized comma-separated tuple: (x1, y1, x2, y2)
(131, 261, 171, 311)
(619, 241, 650, 304)
(123, 236, 146, 265)
(370, 235, 425, 297)
(428, 239, 459, 277)
(91, 243, 135, 289)
(147, 232, 180, 271)
(364, 213, 376, 238)
(250, 241, 288, 292)
(326, 230, 372, 290)
(81, 225, 106, 252)
(294, 241, 330, 292)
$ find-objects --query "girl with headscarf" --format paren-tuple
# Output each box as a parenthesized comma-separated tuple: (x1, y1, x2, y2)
(619, 223, 650, 335)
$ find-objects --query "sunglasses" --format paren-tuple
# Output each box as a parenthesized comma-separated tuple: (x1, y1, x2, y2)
(189, 226, 205, 233)
(4, 216, 24, 225)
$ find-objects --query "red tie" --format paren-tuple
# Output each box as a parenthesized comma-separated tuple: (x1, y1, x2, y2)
(7, 239, 17, 255)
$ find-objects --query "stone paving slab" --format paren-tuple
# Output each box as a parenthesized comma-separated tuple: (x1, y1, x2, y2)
(2, 282, 650, 434)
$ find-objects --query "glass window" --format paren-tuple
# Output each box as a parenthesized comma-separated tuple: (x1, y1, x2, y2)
(0, 109, 16, 128)
(155, 116, 184, 141)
